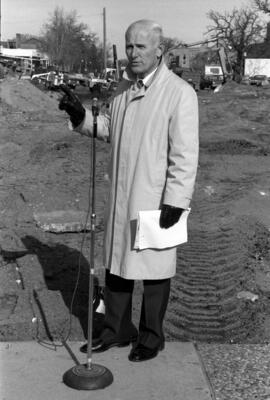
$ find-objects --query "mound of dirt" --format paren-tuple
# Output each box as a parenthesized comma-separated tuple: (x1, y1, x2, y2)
(218, 80, 259, 97)
(217, 79, 270, 100)
(0, 77, 60, 114)
(200, 139, 269, 156)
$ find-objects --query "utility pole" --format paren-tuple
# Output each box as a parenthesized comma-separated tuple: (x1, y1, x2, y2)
(103, 7, 107, 73)
(0, 0, 2, 54)
(113, 44, 119, 80)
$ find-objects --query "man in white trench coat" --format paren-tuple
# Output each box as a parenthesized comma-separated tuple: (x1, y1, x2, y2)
(59, 19, 199, 362)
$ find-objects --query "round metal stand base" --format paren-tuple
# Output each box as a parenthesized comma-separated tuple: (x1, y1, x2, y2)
(63, 363, 113, 390)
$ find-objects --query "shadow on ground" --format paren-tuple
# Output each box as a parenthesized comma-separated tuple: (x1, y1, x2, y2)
(1, 235, 104, 341)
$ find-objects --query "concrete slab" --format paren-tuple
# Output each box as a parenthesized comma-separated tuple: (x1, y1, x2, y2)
(33, 210, 91, 233)
(0, 341, 212, 400)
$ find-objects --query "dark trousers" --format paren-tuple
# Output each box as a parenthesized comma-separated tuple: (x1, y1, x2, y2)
(100, 270, 171, 349)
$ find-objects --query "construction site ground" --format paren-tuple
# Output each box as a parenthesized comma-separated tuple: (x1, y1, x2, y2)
(0, 75, 270, 399)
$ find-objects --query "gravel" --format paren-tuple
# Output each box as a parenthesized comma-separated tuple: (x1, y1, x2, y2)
(197, 344, 270, 400)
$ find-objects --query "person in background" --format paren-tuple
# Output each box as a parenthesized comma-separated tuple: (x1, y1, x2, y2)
(59, 19, 199, 362)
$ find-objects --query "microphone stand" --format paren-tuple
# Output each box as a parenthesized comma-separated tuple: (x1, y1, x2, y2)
(63, 99, 113, 390)
(86, 98, 99, 370)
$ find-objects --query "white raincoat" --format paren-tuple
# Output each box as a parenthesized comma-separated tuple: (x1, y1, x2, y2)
(75, 61, 199, 279)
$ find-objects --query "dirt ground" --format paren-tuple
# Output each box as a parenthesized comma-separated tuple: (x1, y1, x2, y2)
(0, 75, 269, 345)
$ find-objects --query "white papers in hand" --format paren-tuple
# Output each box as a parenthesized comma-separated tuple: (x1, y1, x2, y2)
(134, 208, 190, 250)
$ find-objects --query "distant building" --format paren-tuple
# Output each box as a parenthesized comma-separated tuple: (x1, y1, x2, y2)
(166, 45, 209, 71)
(244, 23, 270, 76)
(0, 33, 49, 71)
(246, 23, 270, 58)
(165, 39, 228, 77)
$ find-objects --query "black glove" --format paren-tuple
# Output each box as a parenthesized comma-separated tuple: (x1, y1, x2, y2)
(159, 204, 184, 229)
(59, 84, 85, 127)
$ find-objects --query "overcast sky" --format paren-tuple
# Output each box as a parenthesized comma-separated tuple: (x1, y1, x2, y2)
(2, 0, 252, 57)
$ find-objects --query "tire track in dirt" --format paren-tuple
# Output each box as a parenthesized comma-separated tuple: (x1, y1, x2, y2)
(165, 142, 269, 342)
(166, 219, 252, 342)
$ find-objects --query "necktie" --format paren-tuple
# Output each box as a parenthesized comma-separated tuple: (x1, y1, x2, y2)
(131, 79, 144, 92)
(136, 79, 144, 89)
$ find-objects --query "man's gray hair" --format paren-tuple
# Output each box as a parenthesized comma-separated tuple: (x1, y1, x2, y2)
(125, 19, 164, 46)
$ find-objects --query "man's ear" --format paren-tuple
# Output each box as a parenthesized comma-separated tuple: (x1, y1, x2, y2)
(156, 44, 164, 59)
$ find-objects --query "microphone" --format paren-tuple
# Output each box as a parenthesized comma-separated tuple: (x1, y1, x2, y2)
(92, 97, 99, 117)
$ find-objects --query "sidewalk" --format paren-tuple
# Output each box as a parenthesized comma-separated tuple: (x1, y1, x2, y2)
(0, 341, 212, 400)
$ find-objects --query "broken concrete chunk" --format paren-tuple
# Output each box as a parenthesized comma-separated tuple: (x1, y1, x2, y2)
(33, 210, 91, 233)
(237, 290, 259, 302)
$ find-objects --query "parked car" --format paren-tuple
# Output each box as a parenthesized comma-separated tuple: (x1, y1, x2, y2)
(200, 74, 224, 90)
(249, 75, 269, 86)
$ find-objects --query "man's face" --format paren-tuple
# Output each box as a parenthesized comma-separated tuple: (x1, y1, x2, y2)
(125, 26, 162, 78)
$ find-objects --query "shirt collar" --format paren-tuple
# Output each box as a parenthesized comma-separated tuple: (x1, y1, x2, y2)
(141, 67, 158, 87)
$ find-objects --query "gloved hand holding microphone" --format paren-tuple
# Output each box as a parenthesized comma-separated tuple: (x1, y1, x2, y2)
(58, 84, 85, 127)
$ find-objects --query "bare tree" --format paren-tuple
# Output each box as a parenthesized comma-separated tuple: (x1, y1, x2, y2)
(162, 37, 183, 54)
(254, 0, 270, 14)
(39, 7, 104, 73)
(206, 7, 264, 80)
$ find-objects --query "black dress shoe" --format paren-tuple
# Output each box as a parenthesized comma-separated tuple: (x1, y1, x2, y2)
(80, 338, 132, 354)
(128, 343, 164, 362)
